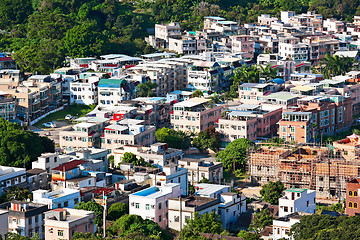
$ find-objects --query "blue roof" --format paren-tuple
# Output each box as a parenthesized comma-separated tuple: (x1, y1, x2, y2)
(270, 78, 285, 84)
(149, 97, 165, 101)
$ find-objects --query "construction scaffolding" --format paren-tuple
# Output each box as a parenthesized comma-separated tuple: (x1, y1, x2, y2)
(248, 142, 360, 200)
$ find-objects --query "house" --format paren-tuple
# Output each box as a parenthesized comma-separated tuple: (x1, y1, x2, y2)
(238, 83, 275, 104)
(0, 210, 8, 237)
(345, 178, 360, 216)
(278, 188, 316, 217)
(0, 166, 27, 194)
(70, 76, 100, 105)
(187, 61, 222, 92)
(168, 196, 219, 231)
(218, 192, 247, 229)
(273, 212, 311, 240)
(194, 183, 231, 199)
(0, 91, 16, 121)
(171, 98, 223, 133)
(32, 189, 81, 210)
(44, 208, 96, 240)
(98, 78, 130, 106)
(178, 158, 223, 184)
(231, 35, 255, 59)
(129, 183, 181, 228)
(0, 201, 48, 238)
(26, 168, 49, 191)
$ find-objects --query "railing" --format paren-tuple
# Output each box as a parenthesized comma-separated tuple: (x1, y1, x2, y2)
(30, 105, 66, 125)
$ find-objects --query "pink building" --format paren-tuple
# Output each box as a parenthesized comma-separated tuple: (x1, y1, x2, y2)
(231, 35, 255, 59)
(171, 98, 223, 133)
(44, 208, 95, 240)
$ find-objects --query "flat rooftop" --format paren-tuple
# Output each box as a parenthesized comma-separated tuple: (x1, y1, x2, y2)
(195, 183, 230, 196)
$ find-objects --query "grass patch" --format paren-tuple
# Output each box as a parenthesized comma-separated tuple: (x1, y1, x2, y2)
(34, 104, 96, 128)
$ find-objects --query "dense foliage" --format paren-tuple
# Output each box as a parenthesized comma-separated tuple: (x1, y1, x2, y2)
(248, 208, 274, 233)
(290, 214, 360, 240)
(136, 81, 158, 97)
(155, 128, 191, 150)
(179, 212, 222, 240)
(260, 180, 285, 205)
(237, 230, 261, 240)
(0, 187, 32, 203)
(107, 202, 129, 221)
(75, 201, 104, 227)
(193, 126, 221, 152)
(107, 214, 164, 239)
(319, 54, 354, 79)
(216, 138, 254, 173)
(0, 119, 54, 168)
(121, 152, 153, 167)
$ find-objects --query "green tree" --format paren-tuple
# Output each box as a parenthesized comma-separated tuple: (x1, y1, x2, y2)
(179, 212, 222, 239)
(259, 64, 277, 81)
(155, 128, 191, 150)
(108, 155, 114, 168)
(107, 202, 128, 221)
(249, 208, 274, 233)
(0, 187, 32, 203)
(121, 152, 153, 167)
(237, 230, 261, 240)
(198, 177, 210, 183)
(107, 214, 164, 239)
(260, 181, 284, 205)
(215, 138, 254, 173)
(321, 54, 354, 79)
(193, 126, 221, 152)
(136, 81, 158, 97)
(0, 0, 33, 28)
(191, 90, 204, 98)
(75, 201, 104, 227)
(0, 118, 54, 168)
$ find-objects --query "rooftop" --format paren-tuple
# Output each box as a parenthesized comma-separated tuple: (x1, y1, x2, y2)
(174, 97, 211, 108)
(286, 188, 307, 193)
(195, 183, 230, 196)
(52, 160, 87, 171)
(262, 92, 298, 101)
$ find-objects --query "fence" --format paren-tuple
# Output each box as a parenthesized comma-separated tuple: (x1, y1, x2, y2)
(30, 105, 65, 126)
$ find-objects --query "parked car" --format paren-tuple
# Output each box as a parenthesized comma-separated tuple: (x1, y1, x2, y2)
(42, 122, 57, 128)
(65, 114, 73, 120)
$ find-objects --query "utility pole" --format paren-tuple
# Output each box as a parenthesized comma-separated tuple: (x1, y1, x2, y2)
(103, 191, 106, 238)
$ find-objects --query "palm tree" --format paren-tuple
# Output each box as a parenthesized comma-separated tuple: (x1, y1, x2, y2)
(259, 64, 277, 81)
(321, 54, 354, 79)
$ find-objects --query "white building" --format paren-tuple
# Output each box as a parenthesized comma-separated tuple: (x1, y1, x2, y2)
(279, 37, 308, 61)
(273, 212, 311, 240)
(98, 78, 129, 106)
(195, 183, 230, 199)
(278, 188, 316, 217)
(32, 189, 81, 209)
(0, 210, 8, 237)
(129, 183, 181, 228)
(70, 76, 99, 105)
(32, 153, 71, 172)
(0, 166, 27, 194)
(218, 192, 247, 229)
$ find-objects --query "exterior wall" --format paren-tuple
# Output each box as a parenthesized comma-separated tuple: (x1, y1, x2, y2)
(0, 210, 8, 237)
(187, 70, 220, 92)
(171, 105, 223, 133)
(231, 36, 254, 59)
(273, 218, 300, 240)
(98, 86, 126, 106)
(152, 169, 188, 196)
(178, 161, 223, 185)
(278, 120, 310, 143)
(33, 190, 81, 209)
(216, 118, 257, 142)
(32, 153, 70, 172)
(279, 190, 316, 217)
(70, 81, 98, 105)
(218, 194, 246, 229)
(0, 167, 27, 194)
(345, 181, 360, 216)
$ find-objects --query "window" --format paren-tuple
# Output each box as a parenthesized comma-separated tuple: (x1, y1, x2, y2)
(174, 216, 179, 222)
(135, 203, 139, 209)
(307, 200, 309, 207)
(159, 215, 162, 222)
(284, 206, 288, 212)
(64, 201, 68, 207)
(159, 202, 162, 210)
(349, 202, 353, 208)
(355, 191, 358, 197)
(355, 203, 358, 208)
(35, 215, 38, 223)
(29, 218, 32, 225)
(146, 204, 150, 210)
(349, 191, 353, 196)
(58, 230, 64, 236)
(290, 127, 295, 133)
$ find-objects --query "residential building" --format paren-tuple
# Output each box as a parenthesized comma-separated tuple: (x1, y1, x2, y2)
(0, 166, 27, 194)
(0, 91, 16, 121)
(70, 76, 100, 105)
(261, 92, 299, 108)
(32, 152, 71, 172)
(169, 37, 197, 55)
(26, 168, 50, 191)
(33, 189, 81, 209)
(273, 212, 311, 240)
(278, 188, 316, 217)
(238, 83, 276, 104)
(113, 143, 183, 169)
(278, 37, 308, 61)
(168, 196, 219, 231)
(194, 184, 231, 198)
(187, 61, 222, 92)
(203, 17, 240, 36)
(0, 210, 8, 237)
(98, 78, 130, 106)
(59, 122, 102, 152)
(44, 208, 96, 240)
(0, 201, 48, 238)
(0, 69, 21, 88)
(101, 119, 156, 153)
(218, 192, 247, 229)
(171, 98, 223, 133)
(129, 183, 181, 228)
(278, 111, 312, 143)
(323, 18, 345, 33)
(231, 35, 255, 59)
(154, 22, 181, 48)
(345, 178, 360, 216)
(178, 158, 223, 184)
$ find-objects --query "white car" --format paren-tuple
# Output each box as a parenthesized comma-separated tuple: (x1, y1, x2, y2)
(65, 114, 73, 120)
(42, 122, 57, 128)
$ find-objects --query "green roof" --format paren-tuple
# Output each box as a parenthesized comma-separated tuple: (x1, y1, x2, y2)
(98, 79, 127, 88)
(286, 188, 307, 193)
(262, 92, 298, 101)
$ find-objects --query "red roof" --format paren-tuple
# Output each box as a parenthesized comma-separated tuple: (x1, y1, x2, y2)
(52, 160, 87, 171)
(92, 187, 115, 195)
(0, 57, 13, 62)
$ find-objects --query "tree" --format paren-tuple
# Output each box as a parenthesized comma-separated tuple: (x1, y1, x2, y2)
(0, 0, 33, 28)
(215, 138, 254, 173)
(107, 202, 128, 221)
(192, 126, 221, 152)
(121, 152, 153, 167)
(237, 231, 261, 240)
(75, 201, 104, 227)
(290, 214, 360, 240)
(107, 214, 164, 239)
(136, 81, 158, 97)
(108, 155, 114, 168)
(199, 177, 210, 183)
(0, 118, 54, 168)
(0, 187, 32, 203)
(229, 65, 260, 98)
(248, 208, 274, 233)
(259, 64, 277, 81)
(321, 54, 354, 79)
(191, 90, 203, 98)
(179, 212, 222, 239)
(260, 181, 284, 205)
(155, 128, 191, 150)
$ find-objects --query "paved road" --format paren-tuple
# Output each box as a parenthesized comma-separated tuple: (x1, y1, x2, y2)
(30, 120, 72, 146)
